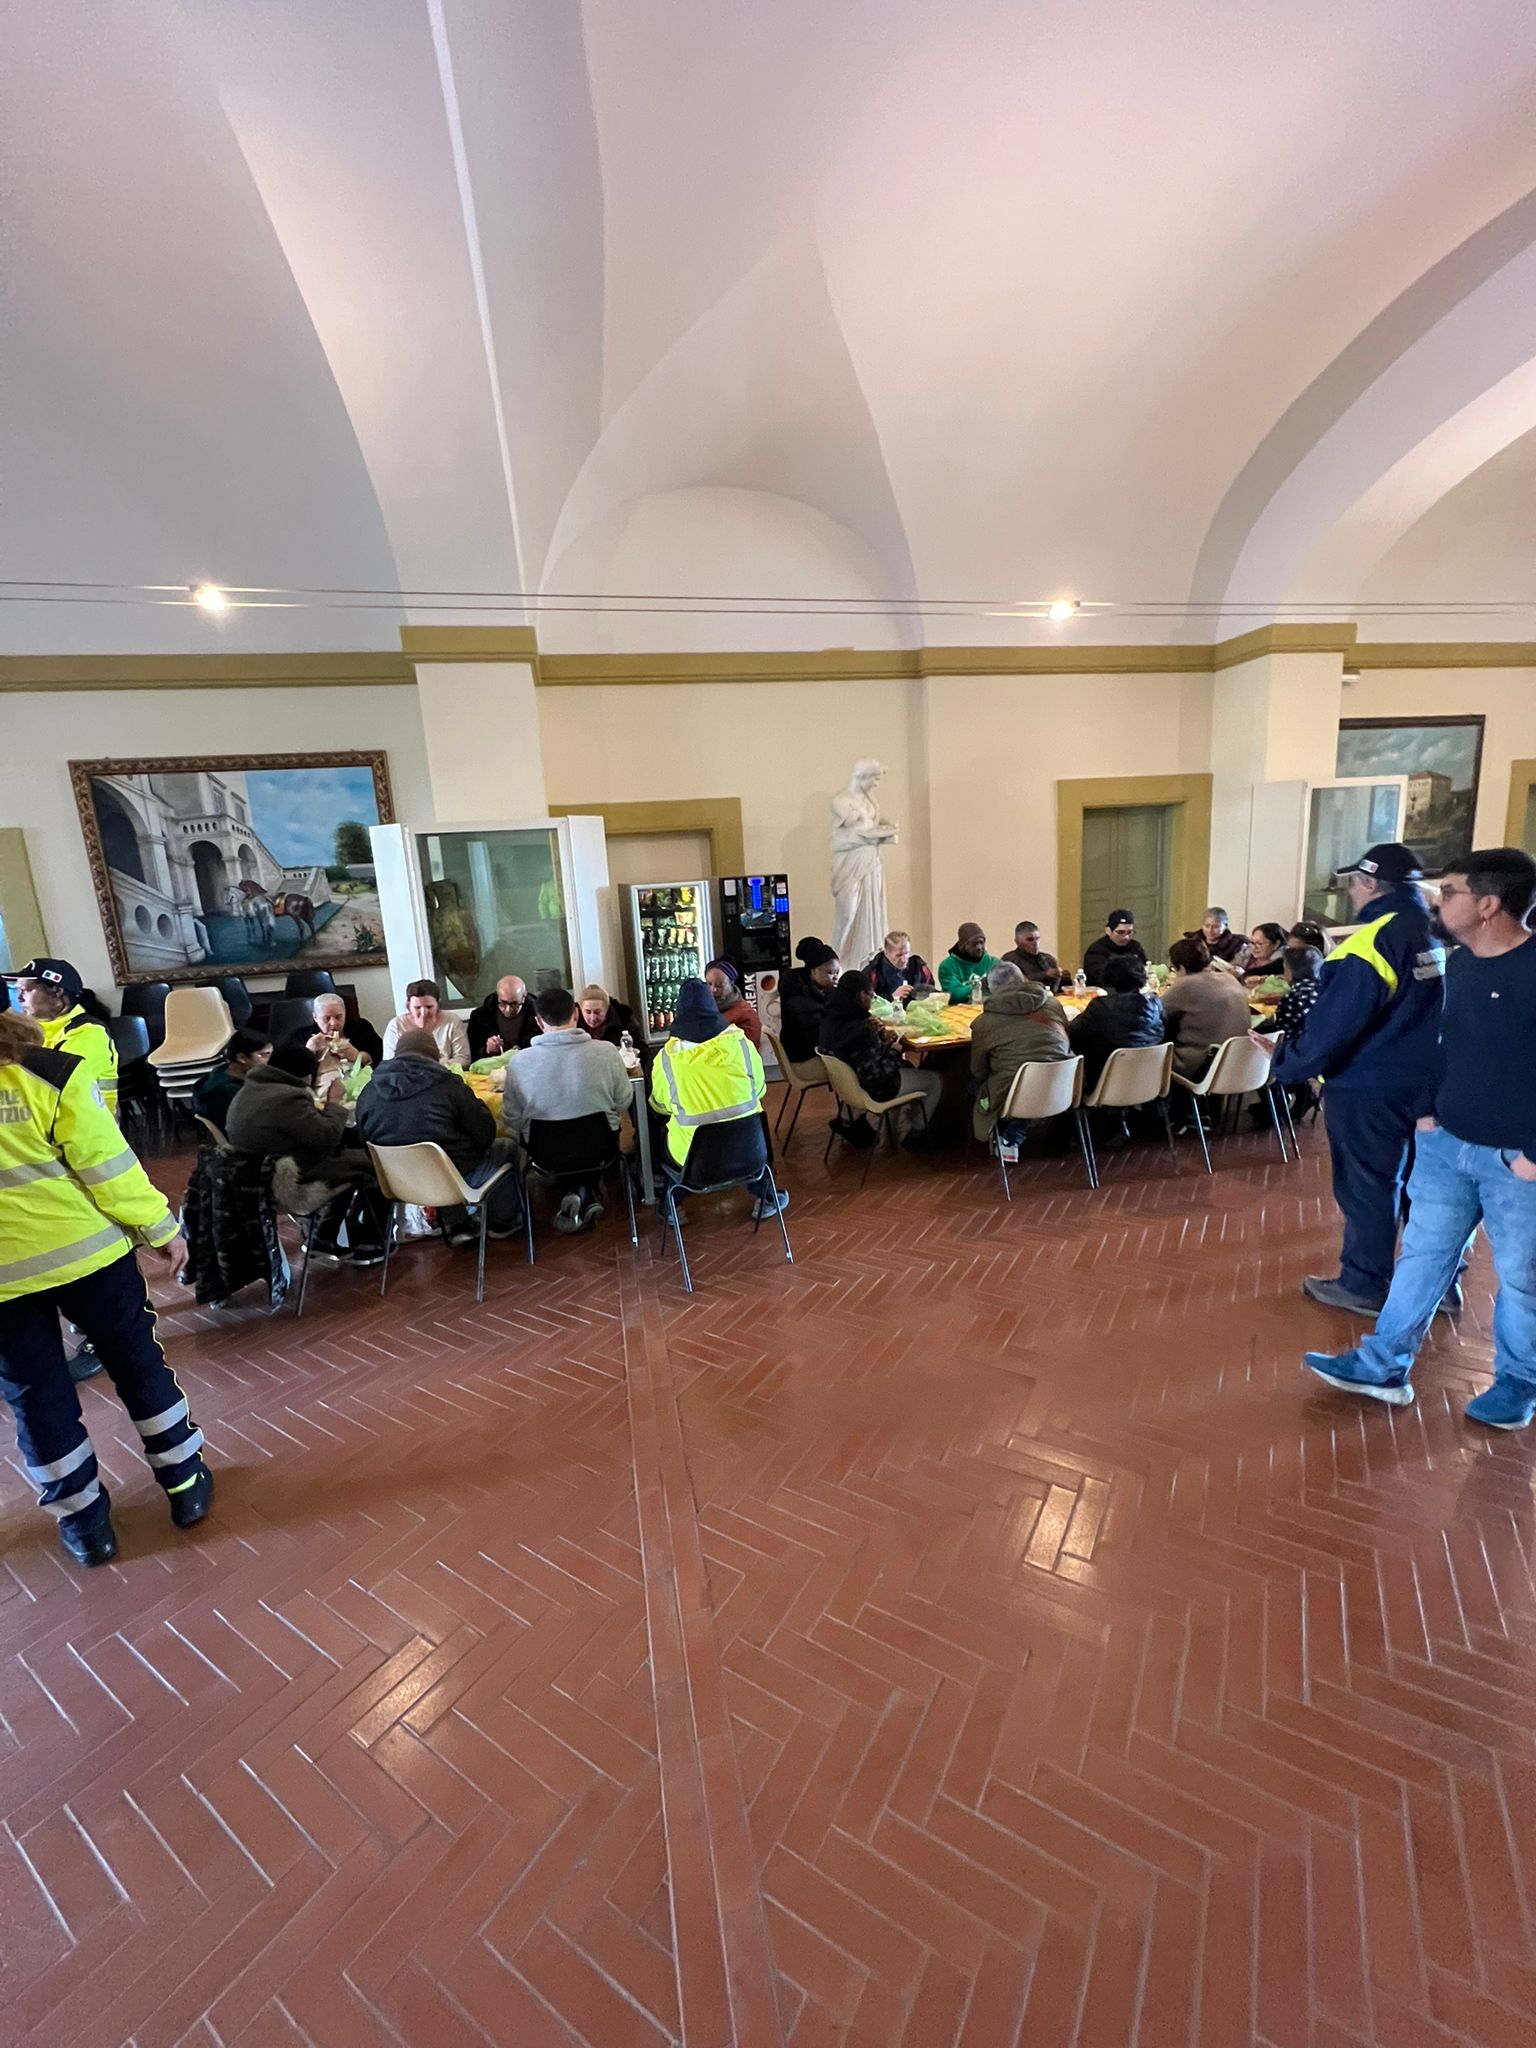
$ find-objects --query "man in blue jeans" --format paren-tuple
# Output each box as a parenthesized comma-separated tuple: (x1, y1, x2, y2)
(1306, 847, 1536, 1429)
(1271, 841, 1445, 1312)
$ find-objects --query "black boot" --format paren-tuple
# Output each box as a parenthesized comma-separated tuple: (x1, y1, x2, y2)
(59, 1486, 118, 1568)
(68, 1344, 105, 1383)
(167, 1458, 215, 1529)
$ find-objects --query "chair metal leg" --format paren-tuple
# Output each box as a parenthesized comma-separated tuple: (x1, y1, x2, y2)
(784, 1087, 806, 1150)
(997, 1133, 1012, 1203)
(475, 1203, 490, 1303)
(773, 1086, 788, 1132)
(379, 1202, 398, 1298)
(1158, 1096, 1179, 1167)
(524, 1169, 537, 1265)
(621, 1157, 639, 1245)
(667, 1188, 693, 1292)
(824, 1120, 838, 1166)
(1190, 1099, 1213, 1174)
(764, 1168, 794, 1264)
(1075, 1108, 1099, 1190)
(1264, 1084, 1290, 1163)
(859, 1120, 882, 1191)
(1278, 1084, 1299, 1155)
(294, 1212, 321, 1319)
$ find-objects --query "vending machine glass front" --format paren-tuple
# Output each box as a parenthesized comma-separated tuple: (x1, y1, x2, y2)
(414, 827, 572, 1002)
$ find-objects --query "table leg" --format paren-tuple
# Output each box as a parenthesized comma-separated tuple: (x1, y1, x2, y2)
(632, 1074, 656, 1205)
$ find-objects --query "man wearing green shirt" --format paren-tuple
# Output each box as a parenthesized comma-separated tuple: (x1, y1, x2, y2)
(938, 923, 1000, 998)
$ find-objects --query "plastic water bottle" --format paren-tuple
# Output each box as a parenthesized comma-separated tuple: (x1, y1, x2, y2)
(620, 1030, 636, 1060)
(968, 974, 983, 1005)
(1074, 969, 1088, 995)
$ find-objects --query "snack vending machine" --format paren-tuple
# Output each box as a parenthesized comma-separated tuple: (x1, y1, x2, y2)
(714, 873, 792, 1061)
(621, 881, 715, 1045)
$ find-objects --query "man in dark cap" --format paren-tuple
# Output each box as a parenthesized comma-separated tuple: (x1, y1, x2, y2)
(1081, 913, 1148, 987)
(1270, 843, 1446, 1312)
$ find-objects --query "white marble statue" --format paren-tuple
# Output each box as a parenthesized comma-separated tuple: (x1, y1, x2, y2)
(830, 758, 898, 972)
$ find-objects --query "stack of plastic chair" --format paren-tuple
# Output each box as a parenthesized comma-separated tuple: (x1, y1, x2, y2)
(147, 986, 234, 1125)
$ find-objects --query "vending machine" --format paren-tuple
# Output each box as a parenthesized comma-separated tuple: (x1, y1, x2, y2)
(620, 880, 716, 1045)
(714, 873, 792, 1059)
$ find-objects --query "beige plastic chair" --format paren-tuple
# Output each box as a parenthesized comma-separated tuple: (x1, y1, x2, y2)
(1081, 1042, 1180, 1176)
(366, 1140, 516, 1302)
(765, 1029, 830, 1150)
(147, 987, 234, 1069)
(819, 1052, 932, 1190)
(990, 1055, 1094, 1197)
(1172, 1035, 1290, 1171)
(193, 1114, 231, 1151)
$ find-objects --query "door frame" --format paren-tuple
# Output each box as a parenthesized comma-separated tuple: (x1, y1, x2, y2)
(1057, 773, 1213, 963)
(547, 797, 745, 877)
(1505, 760, 1536, 850)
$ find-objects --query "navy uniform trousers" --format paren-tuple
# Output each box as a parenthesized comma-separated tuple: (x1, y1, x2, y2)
(1324, 1089, 1419, 1302)
(0, 1250, 202, 1529)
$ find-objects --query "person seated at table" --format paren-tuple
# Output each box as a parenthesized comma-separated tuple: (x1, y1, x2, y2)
(1289, 919, 1333, 957)
(818, 970, 943, 1136)
(1182, 907, 1250, 971)
(1067, 954, 1165, 1092)
(1001, 921, 1062, 990)
(1253, 944, 1324, 1037)
(577, 982, 638, 1049)
(384, 980, 472, 1065)
(938, 923, 1000, 999)
(1242, 923, 1289, 982)
(651, 979, 788, 1220)
(226, 1042, 385, 1260)
(867, 931, 934, 1001)
(503, 987, 634, 1232)
(1081, 911, 1148, 987)
(704, 960, 762, 1047)
(969, 961, 1071, 1146)
(1160, 936, 1252, 1078)
(466, 974, 537, 1060)
(297, 991, 380, 1076)
(778, 940, 839, 1061)
(356, 1028, 522, 1247)
(192, 1026, 272, 1132)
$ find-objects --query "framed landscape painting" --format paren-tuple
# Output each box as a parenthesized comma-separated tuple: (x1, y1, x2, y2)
(69, 752, 394, 984)
(1335, 716, 1484, 876)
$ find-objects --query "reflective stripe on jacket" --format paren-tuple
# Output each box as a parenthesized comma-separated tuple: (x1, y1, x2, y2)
(1271, 887, 1445, 1098)
(0, 1048, 176, 1301)
(650, 1029, 765, 1166)
(40, 1007, 119, 1117)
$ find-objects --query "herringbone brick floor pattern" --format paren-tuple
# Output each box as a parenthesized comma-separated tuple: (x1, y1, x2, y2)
(4, 1107, 1534, 2045)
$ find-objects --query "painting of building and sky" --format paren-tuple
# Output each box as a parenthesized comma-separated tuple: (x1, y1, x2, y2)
(74, 754, 392, 982)
(1335, 717, 1483, 875)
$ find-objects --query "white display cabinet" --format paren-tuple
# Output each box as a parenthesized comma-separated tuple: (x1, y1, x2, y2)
(370, 817, 612, 1013)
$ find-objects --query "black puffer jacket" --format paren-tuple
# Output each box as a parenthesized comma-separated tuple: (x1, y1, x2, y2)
(353, 1053, 497, 1179)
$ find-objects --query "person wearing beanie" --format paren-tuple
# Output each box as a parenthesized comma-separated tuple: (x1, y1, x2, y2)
(938, 924, 1000, 999)
(779, 939, 839, 1061)
(651, 978, 787, 1220)
(356, 1028, 523, 1247)
(704, 959, 762, 1047)
(1080, 913, 1148, 987)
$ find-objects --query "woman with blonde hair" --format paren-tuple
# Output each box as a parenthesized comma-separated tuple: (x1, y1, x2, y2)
(0, 1009, 209, 1567)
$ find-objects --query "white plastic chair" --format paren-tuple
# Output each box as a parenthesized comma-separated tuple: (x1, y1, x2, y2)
(367, 1141, 516, 1302)
(991, 1055, 1094, 1196)
(764, 1029, 830, 1150)
(147, 987, 234, 1068)
(1081, 1042, 1180, 1176)
(820, 1053, 932, 1190)
(1172, 1036, 1290, 1171)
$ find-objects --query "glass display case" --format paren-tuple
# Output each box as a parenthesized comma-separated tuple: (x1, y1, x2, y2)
(1302, 777, 1407, 927)
(371, 817, 611, 1010)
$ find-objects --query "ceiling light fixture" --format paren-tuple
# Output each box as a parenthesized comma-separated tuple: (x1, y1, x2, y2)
(1046, 598, 1080, 623)
(191, 582, 229, 613)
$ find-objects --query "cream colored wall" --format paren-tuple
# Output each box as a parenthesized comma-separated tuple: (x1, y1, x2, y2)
(1343, 668, 1536, 847)
(0, 685, 431, 1023)
(926, 671, 1212, 958)
(538, 678, 929, 958)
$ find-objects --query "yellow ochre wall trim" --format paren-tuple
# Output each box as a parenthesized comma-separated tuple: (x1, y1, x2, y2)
(1506, 761, 1536, 850)
(1055, 773, 1214, 970)
(548, 798, 747, 876)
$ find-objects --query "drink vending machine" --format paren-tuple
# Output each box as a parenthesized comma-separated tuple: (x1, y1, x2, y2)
(619, 880, 715, 1045)
(714, 873, 792, 1062)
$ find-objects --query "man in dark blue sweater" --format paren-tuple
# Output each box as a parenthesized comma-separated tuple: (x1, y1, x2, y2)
(1306, 847, 1536, 1428)
(1272, 842, 1445, 1311)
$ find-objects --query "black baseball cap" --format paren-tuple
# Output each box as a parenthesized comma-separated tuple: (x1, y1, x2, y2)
(1338, 843, 1423, 887)
(17, 957, 83, 999)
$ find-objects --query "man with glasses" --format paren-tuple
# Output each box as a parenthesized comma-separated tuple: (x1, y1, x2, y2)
(1081, 911, 1147, 988)
(1305, 848, 1536, 1428)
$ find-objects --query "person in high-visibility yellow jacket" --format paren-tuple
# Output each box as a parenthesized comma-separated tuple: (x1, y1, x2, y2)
(650, 978, 789, 1224)
(16, 957, 118, 1117)
(0, 1010, 210, 1568)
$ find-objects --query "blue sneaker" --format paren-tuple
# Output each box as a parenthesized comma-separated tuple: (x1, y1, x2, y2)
(1303, 1351, 1414, 1408)
(1465, 1383, 1536, 1431)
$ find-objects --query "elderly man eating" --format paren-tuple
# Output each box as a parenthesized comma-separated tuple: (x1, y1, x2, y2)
(467, 975, 539, 1061)
(301, 991, 381, 1075)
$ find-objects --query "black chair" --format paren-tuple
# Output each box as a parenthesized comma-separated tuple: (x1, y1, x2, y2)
(656, 1116, 792, 1295)
(120, 981, 170, 1050)
(106, 1015, 163, 1148)
(267, 996, 318, 1050)
(523, 1113, 638, 1262)
(285, 969, 337, 998)
(201, 975, 252, 1028)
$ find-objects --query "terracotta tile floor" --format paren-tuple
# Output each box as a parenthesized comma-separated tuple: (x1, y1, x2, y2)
(4, 1106, 1536, 2045)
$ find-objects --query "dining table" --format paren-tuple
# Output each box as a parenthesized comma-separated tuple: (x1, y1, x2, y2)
(461, 1059, 657, 1205)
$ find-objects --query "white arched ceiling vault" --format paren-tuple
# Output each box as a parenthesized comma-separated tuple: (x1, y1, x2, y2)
(4, 0, 1536, 655)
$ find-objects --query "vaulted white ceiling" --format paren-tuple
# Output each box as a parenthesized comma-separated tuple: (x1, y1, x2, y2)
(5, 0, 1536, 653)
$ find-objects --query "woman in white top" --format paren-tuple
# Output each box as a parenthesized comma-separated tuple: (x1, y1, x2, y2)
(382, 980, 472, 1066)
